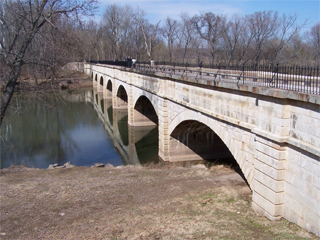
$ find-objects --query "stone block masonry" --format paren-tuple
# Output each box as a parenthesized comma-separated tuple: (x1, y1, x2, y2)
(85, 63, 320, 236)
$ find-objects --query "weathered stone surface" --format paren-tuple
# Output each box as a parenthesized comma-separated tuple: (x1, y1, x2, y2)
(93, 163, 105, 168)
(64, 162, 75, 168)
(47, 162, 75, 169)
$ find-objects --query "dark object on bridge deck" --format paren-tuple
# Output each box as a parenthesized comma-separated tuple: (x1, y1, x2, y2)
(89, 60, 131, 68)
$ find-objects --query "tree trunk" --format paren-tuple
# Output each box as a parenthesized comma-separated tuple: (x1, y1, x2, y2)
(0, 66, 21, 126)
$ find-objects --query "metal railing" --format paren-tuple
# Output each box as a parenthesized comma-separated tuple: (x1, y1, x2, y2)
(136, 61, 320, 95)
(89, 60, 320, 95)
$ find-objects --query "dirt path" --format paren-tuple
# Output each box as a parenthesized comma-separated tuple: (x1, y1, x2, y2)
(0, 164, 318, 240)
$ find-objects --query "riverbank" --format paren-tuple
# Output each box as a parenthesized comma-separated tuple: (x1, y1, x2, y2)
(4, 69, 93, 92)
(0, 164, 318, 239)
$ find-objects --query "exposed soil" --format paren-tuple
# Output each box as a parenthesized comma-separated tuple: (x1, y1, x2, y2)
(0, 164, 318, 240)
(57, 71, 93, 90)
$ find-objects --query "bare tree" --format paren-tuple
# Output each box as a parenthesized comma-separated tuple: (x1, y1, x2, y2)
(220, 14, 246, 66)
(117, 5, 135, 59)
(178, 13, 195, 63)
(309, 22, 320, 64)
(247, 11, 279, 65)
(76, 20, 104, 61)
(191, 12, 222, 65)
(140, 20, 161, 61)
(0, 0, 97, 126)
(271, 13, 306, 64)
(161, 17, 179, 63)
(102, 4, 147, 60)
(234, 15, 256, 65)
(131, 7, 148, 60)
(102, 4, 124, 60)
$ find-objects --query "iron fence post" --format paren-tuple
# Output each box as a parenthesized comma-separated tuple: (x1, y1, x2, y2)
(242, 64, 245, 84)
(276, 63, 279, 88)
(186, 62, 188, 77)
(317, 66, 319, 95)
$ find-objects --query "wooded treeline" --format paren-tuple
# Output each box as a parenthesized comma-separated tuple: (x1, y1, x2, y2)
(1, 3, 319, 81)
(83, 5, 319, 67)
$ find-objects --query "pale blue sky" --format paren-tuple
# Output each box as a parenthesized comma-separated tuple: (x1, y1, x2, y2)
(97, 0, 319, 31)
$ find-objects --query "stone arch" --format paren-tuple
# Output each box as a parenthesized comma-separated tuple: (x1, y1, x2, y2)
(106, 80, 112, 92)
(95, 74, 97, 81)
(115, 83, 130, 99)
(100, 76, 103, 86)
(170, 120, 233, 161)
(117, 85, 128, 103)
(103, 79, 112, 99)
(114, 85, 128, 110)
(169, 110, 254, 187)
(133, 96, 158, 126)
(91, 72, 93, 79)
(132, 91, 159, 117)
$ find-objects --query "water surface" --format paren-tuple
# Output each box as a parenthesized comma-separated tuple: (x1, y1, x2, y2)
(0, 90, 159, 169)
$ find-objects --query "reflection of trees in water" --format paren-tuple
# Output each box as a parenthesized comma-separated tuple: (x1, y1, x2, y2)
(100, 99, 104, 114)
(0, 92, 100, 168)
(95, 94, 99, 105)
(135, 127, 159, 164)
(107, 107, 113, 125)
(118, 115, 128, 146)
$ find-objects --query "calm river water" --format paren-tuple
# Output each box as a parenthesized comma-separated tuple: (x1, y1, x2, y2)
(0, 89, 159, 169)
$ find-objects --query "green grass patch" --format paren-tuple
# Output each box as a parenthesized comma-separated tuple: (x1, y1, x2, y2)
(226, 196, 235, 203)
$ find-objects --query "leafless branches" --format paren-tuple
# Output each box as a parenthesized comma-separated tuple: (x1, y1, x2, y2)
(0, 0, 97, 126)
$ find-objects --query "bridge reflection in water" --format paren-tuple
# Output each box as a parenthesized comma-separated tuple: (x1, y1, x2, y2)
(86, 88, 239, 169)
(86, 89, 160, 165)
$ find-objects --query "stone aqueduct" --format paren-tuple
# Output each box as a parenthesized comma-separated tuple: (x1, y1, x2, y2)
(84, 63, 320, 236)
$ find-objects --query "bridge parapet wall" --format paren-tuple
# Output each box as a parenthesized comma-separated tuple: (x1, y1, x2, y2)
(85, 63, 320, 236)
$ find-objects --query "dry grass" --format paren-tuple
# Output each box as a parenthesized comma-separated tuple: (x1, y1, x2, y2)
(0, 164, 318, 240)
